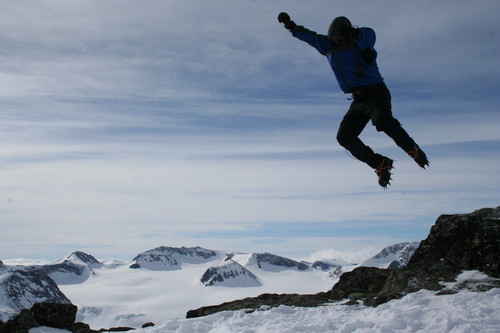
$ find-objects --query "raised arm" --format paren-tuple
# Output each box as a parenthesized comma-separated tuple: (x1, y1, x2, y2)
(278, 12, 332, 56)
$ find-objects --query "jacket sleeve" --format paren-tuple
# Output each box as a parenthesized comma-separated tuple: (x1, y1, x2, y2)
(290, 25, 332, 56)
(355, 28, 376, 50)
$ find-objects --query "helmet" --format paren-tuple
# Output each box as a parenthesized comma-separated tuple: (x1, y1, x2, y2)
(328, 16, 352, 39)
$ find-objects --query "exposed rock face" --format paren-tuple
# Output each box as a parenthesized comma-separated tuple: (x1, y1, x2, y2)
(186, 207, 500, 318)
(201, 261, 261, 287)
(376, 207, 500, 304)
(63, 251, 102, 269)
(39, 261, 93, 285)
(31, 302, 77, 329)
(327, 267, 391, 304)
(130, 246, 218, 270)
(247, 253, 309, 272)
(186, 292, 332, 319)
(312, 260, 344, 279)
(0, 303, 76, 333)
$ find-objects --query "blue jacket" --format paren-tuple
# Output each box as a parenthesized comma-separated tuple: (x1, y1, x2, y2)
(291, 25, 384, 93)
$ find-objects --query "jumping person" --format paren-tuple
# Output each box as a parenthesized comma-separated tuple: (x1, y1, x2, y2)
(278, 13, 429, 189)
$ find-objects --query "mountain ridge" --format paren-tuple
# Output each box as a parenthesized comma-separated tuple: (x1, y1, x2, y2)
(0, 241, 415, 325)
(186, 206, 500, 318)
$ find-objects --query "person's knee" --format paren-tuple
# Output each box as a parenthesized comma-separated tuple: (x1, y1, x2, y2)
(373, 117, 400, 132)
(336, 131, 352, 148)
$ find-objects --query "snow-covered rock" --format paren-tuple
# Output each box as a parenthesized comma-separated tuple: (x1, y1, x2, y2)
(54, 251, 102, 269)
(361, 242, 419, 269)
(245, 253, 309, 272)
(129, 246, 219, 271)
(311, 260, 345, 279)
(201, 260, 261, 287)
(40, 251, 102, 285)
(0, 270, 71, 322)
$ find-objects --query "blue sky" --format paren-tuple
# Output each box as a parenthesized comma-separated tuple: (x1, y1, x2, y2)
(1, 0, 499, 263)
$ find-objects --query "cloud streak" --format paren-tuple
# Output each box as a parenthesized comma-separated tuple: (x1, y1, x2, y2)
(0, 0, 499, 261)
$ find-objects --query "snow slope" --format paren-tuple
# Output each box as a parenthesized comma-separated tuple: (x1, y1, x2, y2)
(148, 288, 500, 333)
(29, 272, 500, 333)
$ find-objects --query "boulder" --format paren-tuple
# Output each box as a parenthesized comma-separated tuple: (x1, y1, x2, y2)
(376, 207, 500, 304)
(31, 302, 77, 329)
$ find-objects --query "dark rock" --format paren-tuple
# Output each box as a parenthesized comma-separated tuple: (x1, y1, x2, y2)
(187, 292, 330, 318)
(100, 327, 135, 332)
(0, 309, 38, 333)
(376, 207, 500, 304)
(31, 302, 77, 329)
(200, 260, 261, 287)
(71, 322, 97, 333)
(327, 267, 391, 305)
(249, 253, 309, 271)
(142, 322, 155, 328)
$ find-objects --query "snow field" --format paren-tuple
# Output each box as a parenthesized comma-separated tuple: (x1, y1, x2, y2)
(59, 261, 334, 329)
(145, 288, 500, 333)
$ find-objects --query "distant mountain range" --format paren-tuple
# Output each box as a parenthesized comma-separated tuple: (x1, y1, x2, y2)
(0, 243, 418, 326)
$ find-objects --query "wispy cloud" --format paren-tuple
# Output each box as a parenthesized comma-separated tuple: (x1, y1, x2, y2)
(0, 0, 499, 261)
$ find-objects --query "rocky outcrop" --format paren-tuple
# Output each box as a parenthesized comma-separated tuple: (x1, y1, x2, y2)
(247, 253, 309, 272)
(376, 206, 500, 304)
(201, 260, 261, 287)
(186, 206, 500, 318)
(130, 246, 218, 270)
(0, 303, 76, 333)
(186, 292, 332, 318)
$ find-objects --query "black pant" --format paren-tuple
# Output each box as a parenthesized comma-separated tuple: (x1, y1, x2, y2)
(336, 83, 416, 169)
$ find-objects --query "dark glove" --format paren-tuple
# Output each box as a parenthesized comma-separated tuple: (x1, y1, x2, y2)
(278, 12, 296, 30)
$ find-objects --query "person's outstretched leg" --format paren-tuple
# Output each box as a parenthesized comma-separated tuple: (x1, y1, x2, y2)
(337, 102, 394, 188)
(366, 84, 429, 169)
(337, 105, 379, 168)
(383, 120, 429, 168)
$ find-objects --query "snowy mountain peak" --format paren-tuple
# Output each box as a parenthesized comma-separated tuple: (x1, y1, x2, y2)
(201, 260, 262, 287)
(34, 251, 103, 286)
(130, 246, 219, 271)
(362, 242, 420, 269)
(247, 253, 309, 272)
(59, 251, 102, 269)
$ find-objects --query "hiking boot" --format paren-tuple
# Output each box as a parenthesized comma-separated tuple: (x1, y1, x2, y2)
(375, 157, 394, 189)
(406, 145, 429, 169)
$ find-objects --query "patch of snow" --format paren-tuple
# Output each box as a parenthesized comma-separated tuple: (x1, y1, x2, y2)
(29, 327, 71, 333)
